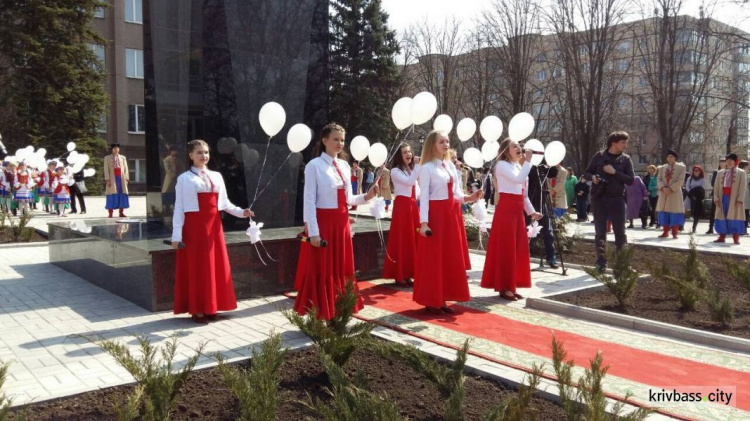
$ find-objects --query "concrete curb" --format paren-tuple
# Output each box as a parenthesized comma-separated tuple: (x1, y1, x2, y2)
(527, 296, 750, 355)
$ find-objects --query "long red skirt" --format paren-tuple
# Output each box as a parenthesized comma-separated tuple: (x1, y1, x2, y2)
(382, 193, 419, 280)
(453, 201, 471, 270)
(480, 193, 531, 292)
(413, 193, 470, 308)
(294, 189, 363, 320)
(174, 193, 237, 315)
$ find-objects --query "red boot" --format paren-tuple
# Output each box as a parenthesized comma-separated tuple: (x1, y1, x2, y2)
(108, 209, 113, 218)
(714, 234, 726, 243)
(658, 226, 669, 238)
(119, 208, 127, 218)
(733, 234, 740, 245)
(671, 225, 678, 239)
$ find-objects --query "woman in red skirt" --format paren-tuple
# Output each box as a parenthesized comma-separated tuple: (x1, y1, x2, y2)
(415, 131, 482, 314)
(383, 144, 420, 286)
(171, 139, 254, 324)
(481, 139, 542, 301)
(448, 149, 471, 271)
(294, 123, 379, 320)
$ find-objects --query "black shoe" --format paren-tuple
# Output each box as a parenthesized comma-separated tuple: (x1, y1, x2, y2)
(547, 261, 559, 269)
(627, 224, 634, 228)
(705, 230, 714, 235)
(70, 211, 77, 214)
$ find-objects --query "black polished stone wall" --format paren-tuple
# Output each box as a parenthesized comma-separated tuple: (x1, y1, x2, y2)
(143, 0, 329, 231)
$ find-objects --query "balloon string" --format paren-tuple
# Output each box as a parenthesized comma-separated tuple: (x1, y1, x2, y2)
(376, 218, 396, 263)
(251, 135, 274, 206)
(249, 152, 292, 209)
(259, 240, 278, 263)
(253, 243, 268, 266)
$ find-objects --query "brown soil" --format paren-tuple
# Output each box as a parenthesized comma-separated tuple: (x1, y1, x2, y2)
(550, 240, 750, 339)
(0, 226, 47, 244)
(13, 346, 565, 420)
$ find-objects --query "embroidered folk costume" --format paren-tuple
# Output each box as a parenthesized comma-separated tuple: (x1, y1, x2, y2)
(656, 150, 686, 239)
(713, 154, 747, 244)
(548, 165, 568, 218)
(103, 144, 130, 217)
(294, 153, 369, 320)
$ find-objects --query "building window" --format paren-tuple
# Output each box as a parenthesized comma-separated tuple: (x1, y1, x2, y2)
(638, 154, 649, 165)
(616, 41, 631, 52)
(89, 44, 105, 65)
(618, 60, 628, 71)
(94, 7, 105, 18)
(639, 77, 648, 87)
(553, 67, 563, 77)
(125, 48, 143, 78)
(97, 113, 108, 133)
(125, 0, 143, 24)
(536, 70, 547, 81)
(128, 159, 146, 183)
(688, 132, 705, 143)
(128, 104, 145, 133)
(536, 53, 547, 62)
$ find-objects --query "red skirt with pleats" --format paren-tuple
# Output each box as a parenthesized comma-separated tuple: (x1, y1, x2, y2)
(453, 201, 471, 270)
(174, 193, 237, 315)
(413, 189, 470, 308)
(382, 192, 419, 281)
(480, 193, 531, 292)
(294, 189, 363, 320)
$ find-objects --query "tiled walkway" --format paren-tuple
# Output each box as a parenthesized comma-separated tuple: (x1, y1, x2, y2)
(1, 243, 747, 419)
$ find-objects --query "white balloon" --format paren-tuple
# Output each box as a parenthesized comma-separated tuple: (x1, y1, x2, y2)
(544, 141, 567, 167)
(523, 139, 546, 166)
(391, 97, 413, 130)
(258, 102, 286, 137)
(433, 114, 453, 134)
(456, 118, 477, 142)
(79, 153, 90, 165)
(286, 124, 312, 153)
(67, 151, 79, 165)
(15, 149, 26, 160)
(463, 147, 484, 169)
(479, 116, 504, 143)
(350, 135, 370, 162)
(368, 143, 388, 167)
(66, 142, 76, 152)
(508, 112, 535, 141)
(71, 159, 86, 174)
(36, 148, 47, 158)
(481, 141, 500, 162)
(410, 92, 438, 125)
(217, 137, 238, 154)
(25, 145, 34, 154)
(83, 168, 96, 177)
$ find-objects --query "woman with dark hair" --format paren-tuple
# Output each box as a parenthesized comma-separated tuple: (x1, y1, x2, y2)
(481, 138, 542, 301)
(713, 153, 747, 244)
(685, 165, 706, 233)
(415, 131, 482, 313)
(383, 143, 420, 286)
(294, 123, 379, 320)
(171, 139, 254, 323)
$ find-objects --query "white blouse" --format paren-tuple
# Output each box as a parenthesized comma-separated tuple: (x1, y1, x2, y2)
(304, 153, 368, 238)
(171, 167, 246, 242)
(418, 160, 465, 223)
(391, 164, 420, 198)
(495, 160, 536, 215)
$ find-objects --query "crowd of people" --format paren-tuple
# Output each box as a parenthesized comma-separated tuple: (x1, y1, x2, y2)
(1, 158, 85, 217)
(170, 123, 750, 323)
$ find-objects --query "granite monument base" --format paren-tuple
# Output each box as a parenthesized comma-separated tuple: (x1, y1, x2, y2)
(48, 218, 389, 312)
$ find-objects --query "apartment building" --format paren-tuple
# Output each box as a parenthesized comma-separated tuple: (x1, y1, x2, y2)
(403, 16, 750, 173)
(90, 0, 146, 191)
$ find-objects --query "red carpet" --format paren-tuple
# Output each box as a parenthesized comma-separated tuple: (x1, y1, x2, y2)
(358, 282, 750, 413)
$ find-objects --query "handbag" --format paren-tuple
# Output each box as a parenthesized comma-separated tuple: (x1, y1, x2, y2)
(639, 199, 651, 218)
(75, 181, 88, 194)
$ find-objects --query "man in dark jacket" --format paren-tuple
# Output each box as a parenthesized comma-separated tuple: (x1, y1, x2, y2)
(584, 131, 635, 272)
(574, 176, 590, 222)
(706, 158, 726, 234)
(527, 162, 559, 268)
(69, 169, 87, 214)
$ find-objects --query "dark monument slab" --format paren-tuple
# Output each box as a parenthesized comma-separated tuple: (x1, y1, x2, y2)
(49, 219, 390, 312)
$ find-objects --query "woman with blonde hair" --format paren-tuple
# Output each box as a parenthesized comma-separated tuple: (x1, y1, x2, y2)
(481, 138, 542, 300)
(414, 131, 482, 313)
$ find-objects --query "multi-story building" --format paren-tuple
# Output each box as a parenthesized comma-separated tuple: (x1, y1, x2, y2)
(90, 0, 146, 192)
(402, 15, 750, 174)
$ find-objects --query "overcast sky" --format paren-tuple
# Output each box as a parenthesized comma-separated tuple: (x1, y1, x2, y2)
(381, 0, 749, 36)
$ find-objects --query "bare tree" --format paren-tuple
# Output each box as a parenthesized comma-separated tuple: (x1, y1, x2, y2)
(402, 17, 467, 131)
(543, 0, 631, 170)
(483, 0, 543, 124)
